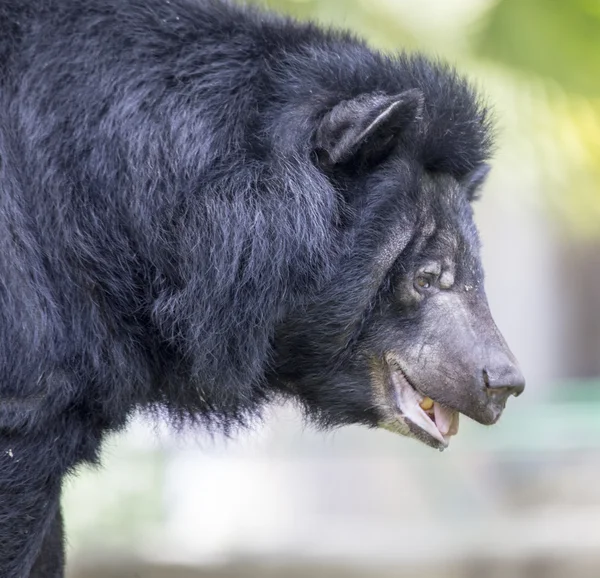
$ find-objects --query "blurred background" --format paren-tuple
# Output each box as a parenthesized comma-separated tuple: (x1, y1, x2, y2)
(66, 0, 600, 576)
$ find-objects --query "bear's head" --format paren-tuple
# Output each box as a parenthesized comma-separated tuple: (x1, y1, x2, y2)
(271, 84, 525, 450)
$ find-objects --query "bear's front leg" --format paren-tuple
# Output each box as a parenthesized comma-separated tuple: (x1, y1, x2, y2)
(0, 408, 104, 578)
(29, 506, 65, 578)
(0, 431, 64, 578)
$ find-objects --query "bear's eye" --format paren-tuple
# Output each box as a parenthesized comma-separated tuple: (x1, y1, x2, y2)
(416, 275, 431, 289)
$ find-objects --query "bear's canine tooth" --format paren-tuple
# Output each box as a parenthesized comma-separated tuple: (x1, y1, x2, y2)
(420, 397, 434, 411)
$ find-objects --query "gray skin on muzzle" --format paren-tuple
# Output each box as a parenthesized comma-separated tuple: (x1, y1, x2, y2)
(397, 288, 524, 425)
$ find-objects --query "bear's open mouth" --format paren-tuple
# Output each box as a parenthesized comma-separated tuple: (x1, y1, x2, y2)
(385, 354, 460, 448)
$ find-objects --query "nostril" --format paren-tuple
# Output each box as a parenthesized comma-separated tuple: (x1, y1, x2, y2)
(483, 366, 525, 398)
(482, 369, 490, 389)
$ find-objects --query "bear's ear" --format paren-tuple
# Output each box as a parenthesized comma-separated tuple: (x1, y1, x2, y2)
(314, 89, 424, 166)
(461, 163, 491, 201)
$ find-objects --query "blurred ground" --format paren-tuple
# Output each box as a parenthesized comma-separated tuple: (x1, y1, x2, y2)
(69, 557, 600, 578)
(65, 395, 600, 573)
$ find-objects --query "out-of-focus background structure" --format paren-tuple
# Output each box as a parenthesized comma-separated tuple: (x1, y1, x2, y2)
(66, 1, 600, 576)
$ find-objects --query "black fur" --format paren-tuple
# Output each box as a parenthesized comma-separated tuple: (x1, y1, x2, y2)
(0, 0, 493, 575)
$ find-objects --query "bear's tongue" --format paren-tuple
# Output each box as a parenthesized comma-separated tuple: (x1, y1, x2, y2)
(421, 398, 460, 437)
(432, 401, 458, 436)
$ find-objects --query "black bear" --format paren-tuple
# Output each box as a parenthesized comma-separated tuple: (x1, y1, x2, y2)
(0, 0, 525, 576)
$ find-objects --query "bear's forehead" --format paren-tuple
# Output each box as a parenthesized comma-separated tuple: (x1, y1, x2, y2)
(407, 175, 483, 278)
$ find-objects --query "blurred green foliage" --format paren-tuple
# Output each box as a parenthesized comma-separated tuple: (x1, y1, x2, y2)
(477, 0, 600, 97)
(476, 0, 600, 236)
(245, 0, 600, 236)
(249, 0, 418, 49)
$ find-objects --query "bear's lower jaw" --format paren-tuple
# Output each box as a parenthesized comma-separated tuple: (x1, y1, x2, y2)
(376, 354, 460, 450)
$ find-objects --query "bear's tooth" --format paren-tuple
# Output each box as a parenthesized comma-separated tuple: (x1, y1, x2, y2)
(420, 397, 434, 411)
(448, 412, 460, 436)
(433, 402, 454, 435)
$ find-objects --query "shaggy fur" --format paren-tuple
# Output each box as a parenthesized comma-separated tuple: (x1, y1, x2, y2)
(0, 0, 493, 575)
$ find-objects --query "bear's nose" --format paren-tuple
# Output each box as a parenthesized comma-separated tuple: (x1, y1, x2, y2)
(483, 362, 525, 404)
